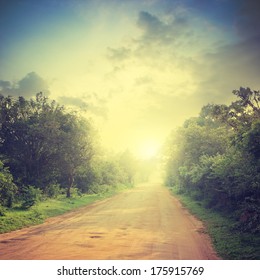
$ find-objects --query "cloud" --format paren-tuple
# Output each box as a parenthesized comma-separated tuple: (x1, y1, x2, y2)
(2, 0, 259, 154)
(0, 80, 12, 93)
(137, 11, 163, 35)
(235, 0, 260, 39)
(103, 7, 231, 116)
(135, 76, 153, 86)
(0, 72, 50, 98)
(132, 5, 260, 106)
(59, 96, 88, 109)
(190, 35, 260, 106)
(107, 47, 131, 61)
(137, 10, 189, 46)
(58, 92, 108, 119)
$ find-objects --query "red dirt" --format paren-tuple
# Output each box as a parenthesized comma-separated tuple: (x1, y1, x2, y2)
(0, 183, 220, 259)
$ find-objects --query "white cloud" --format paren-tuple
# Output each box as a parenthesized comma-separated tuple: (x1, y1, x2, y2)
(0, 72, 50, 98)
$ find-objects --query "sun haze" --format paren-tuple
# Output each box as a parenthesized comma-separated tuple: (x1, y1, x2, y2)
(1, 0, 260, 158)
(136, 139, 161, 160)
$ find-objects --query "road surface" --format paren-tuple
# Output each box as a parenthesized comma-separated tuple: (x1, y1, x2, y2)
(0, 183, 219, 259)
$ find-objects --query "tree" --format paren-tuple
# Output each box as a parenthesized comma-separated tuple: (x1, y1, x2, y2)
(0, 93, 64, 186)
(164, 87, 260, 233)
(118, 150, 137, 186)
(0, 93, 96, 198)
(210, 87, 260, 130)
(0, 160, 17, 208)
(57, 114, 94, 197)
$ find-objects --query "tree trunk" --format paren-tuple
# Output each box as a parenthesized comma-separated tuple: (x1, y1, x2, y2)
(66, 172, 74, 198)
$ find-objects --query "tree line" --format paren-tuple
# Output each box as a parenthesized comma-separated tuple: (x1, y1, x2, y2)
(164, 87, 260, 234)
(0, 93, 137, 211)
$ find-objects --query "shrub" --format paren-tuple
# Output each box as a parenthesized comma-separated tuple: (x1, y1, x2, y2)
(0, 161, 18, 208)
(44, 183, 61, 198)
(0, 205, 6, 216)
(21, 186, 43, 209)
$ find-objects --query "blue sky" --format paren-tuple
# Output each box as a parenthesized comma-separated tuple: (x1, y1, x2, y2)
(0, 0, 260, 157)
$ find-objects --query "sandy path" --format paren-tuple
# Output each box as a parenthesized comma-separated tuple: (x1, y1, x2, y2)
(0, 183, 219, 260)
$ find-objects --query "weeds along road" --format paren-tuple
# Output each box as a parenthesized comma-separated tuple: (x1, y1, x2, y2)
(0, 183, 219, 259)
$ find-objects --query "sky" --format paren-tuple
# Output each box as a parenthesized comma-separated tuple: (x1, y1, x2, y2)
(0, 0, 260, 159)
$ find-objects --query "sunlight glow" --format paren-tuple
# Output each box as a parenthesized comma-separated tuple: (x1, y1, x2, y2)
(137, 140, 161, 159)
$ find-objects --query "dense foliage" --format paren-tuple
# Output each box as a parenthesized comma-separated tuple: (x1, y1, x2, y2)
(165, 87, 260, 233)
(0, 93, 137, 209)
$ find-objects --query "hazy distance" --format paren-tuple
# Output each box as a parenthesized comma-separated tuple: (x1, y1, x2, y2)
(1, 0, 260, 159)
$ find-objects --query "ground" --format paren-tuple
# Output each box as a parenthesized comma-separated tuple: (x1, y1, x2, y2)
(0, 183, 219, 259)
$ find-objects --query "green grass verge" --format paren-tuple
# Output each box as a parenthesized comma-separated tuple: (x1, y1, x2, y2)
(170, 187, 260, 260)
(0, 184, 130, 234)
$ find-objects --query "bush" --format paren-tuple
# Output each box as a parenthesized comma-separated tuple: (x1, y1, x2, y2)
(44, 183, 61, 198)
(236, 198, 260, 233)
(69, 187, 81, 197)
(21, 186, 43, 209)
(0, 161, 18, 208)
(88, 184, 110, 194)
(0, 205, 6, 216)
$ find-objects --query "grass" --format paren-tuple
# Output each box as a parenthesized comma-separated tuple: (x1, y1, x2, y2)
(170, 187, 260, 260)
(0, 184, 130, 234)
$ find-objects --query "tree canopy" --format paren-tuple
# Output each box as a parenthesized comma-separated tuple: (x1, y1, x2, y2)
(0, 92, 139, 208)
(164, 87, 260, 233)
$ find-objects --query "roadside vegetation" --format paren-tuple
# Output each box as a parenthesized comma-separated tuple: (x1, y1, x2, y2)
(164, 87, 260, 259)
(171, 187, 260, 259)
(0, 93, 139, 233)
(1, 87, 259, 260)
(0, 184, 130, 234)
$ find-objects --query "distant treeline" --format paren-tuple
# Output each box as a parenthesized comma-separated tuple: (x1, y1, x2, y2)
(0, 93, 140, 212)
(165, 87, 260, 234)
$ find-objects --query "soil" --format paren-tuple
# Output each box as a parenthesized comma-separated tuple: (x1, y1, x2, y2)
(0, 183, 220, 260)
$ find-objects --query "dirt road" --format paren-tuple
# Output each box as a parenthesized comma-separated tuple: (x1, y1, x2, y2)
(0, 183, 219, 259)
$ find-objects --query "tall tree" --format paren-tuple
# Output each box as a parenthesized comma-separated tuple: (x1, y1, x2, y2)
(164, 87, 260, 233)
(57, 113, 94, 197)
(0, 93, 95, 197)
